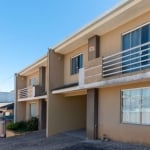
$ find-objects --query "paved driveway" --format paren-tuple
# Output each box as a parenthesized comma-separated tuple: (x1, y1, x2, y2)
(0, 130, 150, 150)
(0, 130, 85, 150)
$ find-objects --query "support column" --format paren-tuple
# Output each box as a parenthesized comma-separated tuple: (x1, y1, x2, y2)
(15, 74, 27, 122)
(87, 88, 98, 139)
(88, 35, 100, 61)
(39, 99, 47, 130)
(39, 66, 46, 93)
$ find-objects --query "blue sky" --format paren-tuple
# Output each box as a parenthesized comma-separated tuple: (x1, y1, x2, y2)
(0, 0, 120, 92)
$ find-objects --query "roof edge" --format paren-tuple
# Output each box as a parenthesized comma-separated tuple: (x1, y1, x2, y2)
(18, 54, 47, 75)
(52, 0, 138, 52)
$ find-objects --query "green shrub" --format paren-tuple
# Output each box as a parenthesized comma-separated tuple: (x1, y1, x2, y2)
(7, 122, 18, 130)
(17, 121, 27, 130)
(6, 117, 38, 132)
(27, 117, 38, 131)
(7, 121, 27, 131)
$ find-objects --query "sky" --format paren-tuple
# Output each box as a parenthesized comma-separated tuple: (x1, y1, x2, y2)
(0, 0, 121, 92)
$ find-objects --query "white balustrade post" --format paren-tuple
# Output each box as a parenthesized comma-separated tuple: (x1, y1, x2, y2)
(32, 86, 35, 97)
(79, 68, 84, 88)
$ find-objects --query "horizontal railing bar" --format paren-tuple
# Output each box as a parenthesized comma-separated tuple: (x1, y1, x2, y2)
(103, 54, 150, 72)
(19, 93, 27, 96)
(103, 48, 150, 69)
(103, 41, 150, 60)
(103, 58, 150, 73)
(18, 87, 29, 91)
(18, 86, 35, 99)
(19, 89, 28, 91)
(103, 63, 150, 77)
(103, 47, 150, 65)
(19, 91, 28, 93)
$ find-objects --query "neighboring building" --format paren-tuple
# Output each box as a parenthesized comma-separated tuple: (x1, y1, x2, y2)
(0, 91, 14, 121)
(15, 0, 150, 145)
(0, 102, 14, 121)
(15, 56, 47, 129)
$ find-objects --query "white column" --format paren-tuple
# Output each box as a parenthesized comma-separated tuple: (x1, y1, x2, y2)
(79, 68, 84, 87)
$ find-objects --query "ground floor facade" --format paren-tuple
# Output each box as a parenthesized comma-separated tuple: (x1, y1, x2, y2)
(15, 81, 150, 145)
(46, 94, 87, 136)
(98, 81, 150, 144)
(16, 98, 47, 130)
(49, 81, 150, 145)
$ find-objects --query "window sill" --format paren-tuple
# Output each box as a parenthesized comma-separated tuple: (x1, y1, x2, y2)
(120, 122, 150, 127)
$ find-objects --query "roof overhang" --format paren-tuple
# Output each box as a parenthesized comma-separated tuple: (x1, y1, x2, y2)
(53, 0, 150, 54)
(18, 55, 47, 76)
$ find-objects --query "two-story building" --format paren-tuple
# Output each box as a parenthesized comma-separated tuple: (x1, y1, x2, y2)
(51, 0, 150, 144)
(15, 56, 47, 130)
(15, 0, 150, 145)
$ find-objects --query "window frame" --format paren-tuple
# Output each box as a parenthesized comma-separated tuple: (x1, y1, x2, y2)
(122, 22, 150, 73)
(29, 102, 37, 118)
(70, 53, 83, 75)
(122, 22, 150, 36)
(121, 87, 150, 126)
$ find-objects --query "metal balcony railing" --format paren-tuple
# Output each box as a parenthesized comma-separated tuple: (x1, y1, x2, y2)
(18, 86, 35, 99)
(103, 41, 150, 77)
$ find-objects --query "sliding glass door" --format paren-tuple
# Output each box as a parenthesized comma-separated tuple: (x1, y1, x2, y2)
(122, 24, 150, 73)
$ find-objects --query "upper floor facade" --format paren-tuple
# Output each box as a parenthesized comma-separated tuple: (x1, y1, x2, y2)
(16, 56, 47, 101)
(15, 0, 150, 96)
(52, 0, 150, 94)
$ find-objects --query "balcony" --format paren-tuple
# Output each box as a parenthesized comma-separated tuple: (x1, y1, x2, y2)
(80, 42, 150, 85)
(103, 42, 150, 78)
(18, 85, 46, 101)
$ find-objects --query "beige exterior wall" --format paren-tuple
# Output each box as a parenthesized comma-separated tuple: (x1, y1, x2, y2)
(15, 75, 27, 122)
(47, 94, 86, 136)
(25, 100, 40, 120)
(63, 11, 150, 85)
(101, 11, 150, 57)
(47, 50, 87, 136)
(64, 44, 88, 84)
(45, 66, 48, 92)
(26, 71, 39, 86)
(99, 81, 150, 144)
(16, 102, 26, 121)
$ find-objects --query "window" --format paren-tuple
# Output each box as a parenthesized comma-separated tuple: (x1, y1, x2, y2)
(30, 103, 36, 118)
(71, 54, 83, 75)
(29, 78, 37, 86)
(122, 23, 150, 73)
(121, 87, 150, 125)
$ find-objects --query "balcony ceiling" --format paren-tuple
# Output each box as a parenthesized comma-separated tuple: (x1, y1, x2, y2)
(54, 0, 150, 54)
